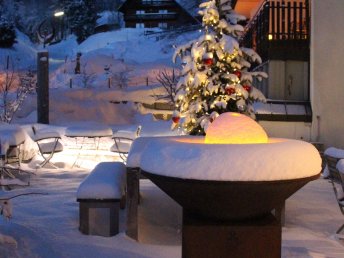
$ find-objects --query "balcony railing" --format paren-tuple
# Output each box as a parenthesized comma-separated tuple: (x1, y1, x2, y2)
(241, 0, 310, 62)
(140, 0, 175, 7)
(125, 13, 178, 21)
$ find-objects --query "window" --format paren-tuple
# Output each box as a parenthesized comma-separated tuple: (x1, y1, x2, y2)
(159, 10, 168, 14)
(158, 22, 168, 29)
(136, 10, 145, 14)
(136, 23, 145, 28)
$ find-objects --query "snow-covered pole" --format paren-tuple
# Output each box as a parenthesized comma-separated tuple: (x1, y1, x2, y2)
(37, 51, 49, 124)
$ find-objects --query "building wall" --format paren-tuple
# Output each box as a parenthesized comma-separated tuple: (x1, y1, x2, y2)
(311, 0, 344, 148)
(259, 121, 312, 141)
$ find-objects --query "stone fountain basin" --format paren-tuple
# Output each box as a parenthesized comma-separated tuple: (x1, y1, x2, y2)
(142, 170, 319, 221)
(131, 136, 322, 221)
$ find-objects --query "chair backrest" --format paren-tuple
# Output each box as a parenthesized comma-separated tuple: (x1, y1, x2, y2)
(325, 155, 343, 184)
(135, 125, 142, 138)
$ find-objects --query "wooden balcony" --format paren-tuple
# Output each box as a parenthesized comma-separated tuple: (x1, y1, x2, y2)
(125, 13, 178, 21)
(139, 0, 176, 8)
(240, 0, 310, 62)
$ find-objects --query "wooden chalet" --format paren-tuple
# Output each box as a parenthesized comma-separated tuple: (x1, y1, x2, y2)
(118, 0, 198, 29)
(234, 0, 311, 123)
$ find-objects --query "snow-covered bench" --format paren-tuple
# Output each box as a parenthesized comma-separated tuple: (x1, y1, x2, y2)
(76, 162, 126, 237)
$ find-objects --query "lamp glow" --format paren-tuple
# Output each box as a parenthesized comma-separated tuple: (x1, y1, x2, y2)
(54, 11, 64, 17)
(205, 112, 268, 144)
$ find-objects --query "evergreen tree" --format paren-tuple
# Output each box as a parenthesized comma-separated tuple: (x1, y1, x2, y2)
(65, 0, 98, 43)
(173, 0, 267, 135)
(0, 17, 16, 48)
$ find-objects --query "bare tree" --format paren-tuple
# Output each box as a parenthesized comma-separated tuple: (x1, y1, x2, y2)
(80, 62, 95, 88)
(156, 69, 180, 104)
(105, 60, 131, 89)
(0, 56, 36, 123)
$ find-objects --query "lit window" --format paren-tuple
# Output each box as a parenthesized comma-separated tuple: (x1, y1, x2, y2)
(158, 22, 168, 29)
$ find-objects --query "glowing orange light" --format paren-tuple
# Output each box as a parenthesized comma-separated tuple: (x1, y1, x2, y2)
(205, 112, 268, 144)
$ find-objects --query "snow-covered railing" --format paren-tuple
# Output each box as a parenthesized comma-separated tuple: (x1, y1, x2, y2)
(144, 24, 201, 37)
(241, 0, 310, 62)
(254, 99, 312, 122)
(125, 13, 178, 21)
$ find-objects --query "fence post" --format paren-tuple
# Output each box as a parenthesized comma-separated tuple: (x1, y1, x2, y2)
(37, 51, 49, 124)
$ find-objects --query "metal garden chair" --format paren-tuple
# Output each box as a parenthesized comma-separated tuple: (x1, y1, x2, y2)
(110, 125, 142, 162)
(324, 154, 344, 236)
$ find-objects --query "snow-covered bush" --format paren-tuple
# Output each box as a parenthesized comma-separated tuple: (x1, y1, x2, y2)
(0, 17, 16, 48)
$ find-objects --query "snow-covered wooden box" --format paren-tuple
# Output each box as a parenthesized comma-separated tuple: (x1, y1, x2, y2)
(76, 162, 126, 237)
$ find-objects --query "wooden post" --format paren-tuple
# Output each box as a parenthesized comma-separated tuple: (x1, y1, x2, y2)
(37, 51, 49, 124)
(126, 167, 140, 240)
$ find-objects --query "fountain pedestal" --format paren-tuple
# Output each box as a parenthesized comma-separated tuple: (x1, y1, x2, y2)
(183, 212, 280, 258)
(141, 170, 319, 258)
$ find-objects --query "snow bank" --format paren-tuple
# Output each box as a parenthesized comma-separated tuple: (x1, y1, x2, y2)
(0, 30, 37, 70)
(132, 136, 321, 181)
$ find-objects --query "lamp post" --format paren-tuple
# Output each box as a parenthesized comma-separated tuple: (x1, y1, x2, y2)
(54, 10, 65, 41)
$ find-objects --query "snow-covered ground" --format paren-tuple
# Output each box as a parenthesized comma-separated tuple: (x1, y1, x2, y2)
(0, 28, 344, 257)
(0, 146, 344, 258)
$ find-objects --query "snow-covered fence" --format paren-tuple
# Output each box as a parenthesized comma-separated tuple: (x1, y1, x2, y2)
(144, 24, 202, 40)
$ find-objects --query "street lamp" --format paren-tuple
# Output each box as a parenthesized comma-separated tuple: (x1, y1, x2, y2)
(54, 11, 65, 40)
(54, 11, 64, 17)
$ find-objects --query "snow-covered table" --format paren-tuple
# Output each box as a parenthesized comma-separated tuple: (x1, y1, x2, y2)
(0, 124, 31, 186)
(65, 122, 113, 166)
(0, 124, 26, 156)
(65, 122, 113, 140)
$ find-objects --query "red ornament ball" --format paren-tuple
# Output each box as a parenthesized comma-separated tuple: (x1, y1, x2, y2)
(202, 52, 214, 66)
(233, 70, 242, 78)
(243, 85, 251, 92)
(172, 116, 180, 123)
(203, 58, 213, 66)
(225, 87, 236, 95)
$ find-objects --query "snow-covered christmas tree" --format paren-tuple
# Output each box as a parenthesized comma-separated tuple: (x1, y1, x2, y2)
(172, 0, 267, 135)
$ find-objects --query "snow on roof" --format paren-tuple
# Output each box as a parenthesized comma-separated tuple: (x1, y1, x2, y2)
(129, 136, 321, 181)
(175, 0, 200, 17)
